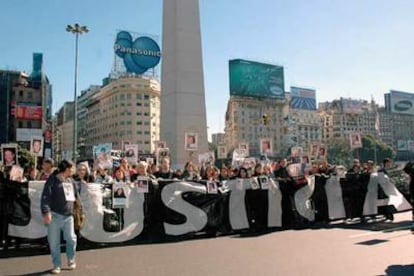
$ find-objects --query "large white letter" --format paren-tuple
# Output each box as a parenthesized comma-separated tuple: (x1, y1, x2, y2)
(294, 176, 315, 221)
(161, 181, 208, 236)
(324, 176, 346, 219)
(80, 183, 144, 243)
(8, 181, 47, 239)
(363, 172, 412, 215)
(267, 178, 282, 227)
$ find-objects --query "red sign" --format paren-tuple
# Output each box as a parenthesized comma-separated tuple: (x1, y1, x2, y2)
(14, 106, 42, 120)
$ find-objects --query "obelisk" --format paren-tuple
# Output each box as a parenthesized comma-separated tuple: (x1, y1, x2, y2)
(161, 0, 208, 169)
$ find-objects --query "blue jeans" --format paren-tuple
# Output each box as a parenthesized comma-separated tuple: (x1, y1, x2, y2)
(47, 212, 77, 268)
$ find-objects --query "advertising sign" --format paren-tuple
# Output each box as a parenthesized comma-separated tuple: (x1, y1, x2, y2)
(16, 128, 43, 142)
(229, 59, 285, 99)
(14, 105, 42, 120)
(290, 87, 316, 110)
(114, 31, 161, 75)
(390, 90, 414, 115)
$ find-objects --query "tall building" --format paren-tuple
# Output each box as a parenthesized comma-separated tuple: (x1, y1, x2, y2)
(77, 85, 100, 158)
(318, 97, 379, 144)
(0, 53, 52, 155)
(55, 102, 74, 161)
(211, 133, 225, 145)
(161, 0, 209, 168)
(224, 59, 288, 157)
(383, 90, 414, 158)
(84, 76, 160, 159)
(224, 96, 289, 157)
(287, 87, 322, 151)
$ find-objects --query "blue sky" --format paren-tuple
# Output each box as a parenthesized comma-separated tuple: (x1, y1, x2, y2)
(1, 0, 414, 137)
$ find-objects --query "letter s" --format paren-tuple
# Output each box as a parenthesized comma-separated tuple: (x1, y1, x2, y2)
(161, 182, 208, 236)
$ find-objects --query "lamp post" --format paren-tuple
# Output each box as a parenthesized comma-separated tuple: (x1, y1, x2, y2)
(66, 23, 88, 163)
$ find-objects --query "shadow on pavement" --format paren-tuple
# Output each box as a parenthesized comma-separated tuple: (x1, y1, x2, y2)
(384, 264, 414, 276)
(1, 218, 412, 257)
(4, 270, 51, 276)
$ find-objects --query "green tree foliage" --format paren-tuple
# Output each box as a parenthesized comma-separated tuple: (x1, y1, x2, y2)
(359, 135, 395, 165)
(327, 139, 353, 167)
(18, 146, 36, 169)
(327, 135, 395, 168)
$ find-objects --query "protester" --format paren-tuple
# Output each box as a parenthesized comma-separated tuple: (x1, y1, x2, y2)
(95, 165, 113, 184)
(154, 158, 175, 179)
(181, 161, 201, 181)
(41, 160, 79, 274)
(119, 158, 130, 181)
(73, 162, 94, 193)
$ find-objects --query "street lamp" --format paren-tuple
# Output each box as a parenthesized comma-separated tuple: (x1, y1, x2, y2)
(66, 23, 88, 163)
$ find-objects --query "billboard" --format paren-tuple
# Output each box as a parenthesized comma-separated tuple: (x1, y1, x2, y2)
(390, 90, 414, 115)
(13, 105, 42, 120)
(290, 87, 316, 110)
(16, 128, 43, 142)
(114, 31, 161, 75)
(229, 59, 284, 99)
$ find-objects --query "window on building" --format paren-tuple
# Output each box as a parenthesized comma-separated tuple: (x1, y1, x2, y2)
(144, 112, 149, 116)
(18, 121, 23, 128)
(144, 103, 149, 107)
(127, 121, 132, 125)
(27, 91, 33, 99)
(19, 90, 23, 97)
(144, 94, 149, 100)
(137, 131, 142, 135)
(136, 102, 142, 106)
(136, 112, 142, 116)
(27, 121, 32, 128)
(120, 94, 125, 101)
(144, 131, 150, 135)
(137, 121, 142, 125)
(127, 94, 131, 99)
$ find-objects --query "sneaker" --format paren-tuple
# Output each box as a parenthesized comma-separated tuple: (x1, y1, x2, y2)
(50, 267, 61, 274)
(68, 261, 76, 270)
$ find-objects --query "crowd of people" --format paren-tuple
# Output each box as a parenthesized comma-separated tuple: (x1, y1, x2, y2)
(1, 154, 414, 274)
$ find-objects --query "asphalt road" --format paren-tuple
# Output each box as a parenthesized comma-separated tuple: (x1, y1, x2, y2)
(1, 212, 413, 276)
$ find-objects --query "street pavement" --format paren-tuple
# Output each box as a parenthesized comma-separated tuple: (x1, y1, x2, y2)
(1, 212, 413, 276)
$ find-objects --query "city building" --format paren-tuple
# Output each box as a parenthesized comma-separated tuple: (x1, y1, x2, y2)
(55, 102, 74, 161)
(224, 59, 288, 157)
(0, 53, 52, 156)
(286, 87, 322, 151)
(318, 97, 379, 145)
(77, 85, 100, 158)
(224, 96, 289, 157)
(211, 133, 225, 145)
(383, 90, 414, 159)
(84, 75, 161, 159)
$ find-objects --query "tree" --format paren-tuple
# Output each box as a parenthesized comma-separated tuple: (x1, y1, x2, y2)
(17, 146, 36, 169)
(327, 138, 353, 167)
(358, 135, 395, 164)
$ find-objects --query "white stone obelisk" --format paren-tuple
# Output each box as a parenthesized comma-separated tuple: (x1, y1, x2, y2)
(161, 0, 208, 169)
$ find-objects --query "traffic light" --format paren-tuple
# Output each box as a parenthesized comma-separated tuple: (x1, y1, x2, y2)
(262, 114, 269, 125)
